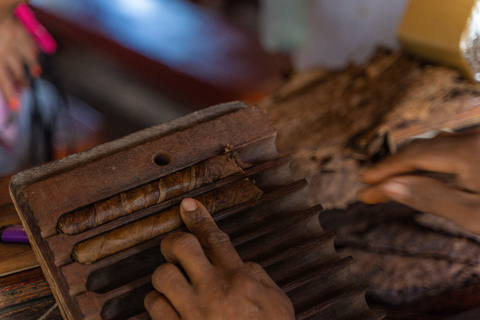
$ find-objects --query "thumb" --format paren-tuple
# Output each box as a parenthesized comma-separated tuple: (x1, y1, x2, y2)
(373, 176, 480, 234)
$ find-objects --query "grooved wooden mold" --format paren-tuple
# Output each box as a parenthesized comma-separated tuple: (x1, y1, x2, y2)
(10, 102, 384, 320)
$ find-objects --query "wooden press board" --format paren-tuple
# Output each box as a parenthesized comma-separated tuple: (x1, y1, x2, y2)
(9, 102, 383, 320)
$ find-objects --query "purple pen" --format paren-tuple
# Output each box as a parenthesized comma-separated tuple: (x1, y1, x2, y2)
(0, 225, 29, 243)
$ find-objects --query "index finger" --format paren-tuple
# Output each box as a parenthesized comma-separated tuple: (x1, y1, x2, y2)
(14, 21, 39, 70)
(360, 137, 460, 185)
(180, 198, 243, 271)
(0, 66, 18, 109)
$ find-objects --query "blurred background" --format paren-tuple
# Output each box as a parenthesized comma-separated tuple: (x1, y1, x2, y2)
(0, 0, 410, 175)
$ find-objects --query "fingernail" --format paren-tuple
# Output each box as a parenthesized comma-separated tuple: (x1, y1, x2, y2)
(382, 181, 410, 199)
(9, 96, 20, 112)
(181, 198, 197, 211)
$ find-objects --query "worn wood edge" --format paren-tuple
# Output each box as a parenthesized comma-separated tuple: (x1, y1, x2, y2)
(9, 101, 249, 195)
(9, 192, 79, 320)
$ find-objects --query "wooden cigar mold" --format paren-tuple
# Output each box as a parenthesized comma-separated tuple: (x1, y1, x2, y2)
(9, 103, 383, 320)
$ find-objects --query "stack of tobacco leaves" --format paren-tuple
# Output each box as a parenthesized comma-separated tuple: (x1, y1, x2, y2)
(261, 49, 480, 313)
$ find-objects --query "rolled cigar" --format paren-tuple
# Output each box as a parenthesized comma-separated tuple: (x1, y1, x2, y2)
(72, 179, 263, 264)
(58, 153, 246, 235)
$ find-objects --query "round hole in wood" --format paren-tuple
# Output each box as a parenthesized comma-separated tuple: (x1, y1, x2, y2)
(153, 151, 172, 166)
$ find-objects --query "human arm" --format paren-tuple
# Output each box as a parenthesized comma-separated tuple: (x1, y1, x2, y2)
(144, 198, 295, 320)
(358, 128, 480, 235)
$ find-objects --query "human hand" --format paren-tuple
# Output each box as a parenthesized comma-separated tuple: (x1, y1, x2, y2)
(0, 14, 40, 110)
(144, 198, 295, 320)
(358, 128, 480, 234)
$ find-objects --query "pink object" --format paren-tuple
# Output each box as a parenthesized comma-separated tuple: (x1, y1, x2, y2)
(0, 225, 29, 243)
(14, 3, 57, 55)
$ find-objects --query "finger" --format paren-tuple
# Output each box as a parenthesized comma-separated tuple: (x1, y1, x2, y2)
(357, 186, 390, 204)
(144, 290, 180, 320)
(160, 232, 216, 283)
(6, 52, 27, 85)
(0, 66, 19, 110)
(151, 263, 194, 311)
(369, 176, 480, 234)
(180, 198, 243, 271)
(461, 125, 480, 134)
(244, 261, 278, 289)
(360, 138, 461, 184)
(14, 22, 39, 70)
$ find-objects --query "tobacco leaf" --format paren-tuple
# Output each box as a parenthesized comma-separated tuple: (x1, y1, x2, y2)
(338, 247, 480, 306)
(416, 213, 480, 244)
(335, 220, 480, 266)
